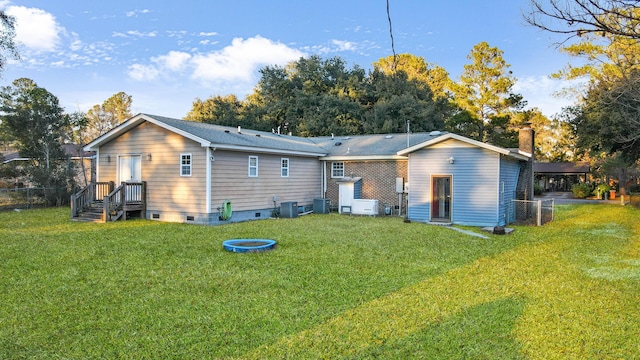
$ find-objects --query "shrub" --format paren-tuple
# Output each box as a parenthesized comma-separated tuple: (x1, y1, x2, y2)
(593, 184, 611, 199)
(572, 183, 592, 198)
(629, 184, 640, 193)
(534, 183, 544, 196)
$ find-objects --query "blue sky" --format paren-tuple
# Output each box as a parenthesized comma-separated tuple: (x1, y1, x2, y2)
(1, 0, 584, 120)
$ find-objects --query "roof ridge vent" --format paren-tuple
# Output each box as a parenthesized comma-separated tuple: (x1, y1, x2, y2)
(429, 130, 442, 136)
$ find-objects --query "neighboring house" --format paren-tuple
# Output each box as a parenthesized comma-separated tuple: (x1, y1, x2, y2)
(79, 113, 534, 227)
(1, 144, 95, 188)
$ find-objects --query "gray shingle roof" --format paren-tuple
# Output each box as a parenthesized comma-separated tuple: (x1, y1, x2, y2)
(311, 132, 446, 157)
(145, 114, 447, 158)
(146, 114, 327, 155)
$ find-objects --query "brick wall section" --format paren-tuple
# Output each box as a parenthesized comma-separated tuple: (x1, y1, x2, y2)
(324, 160, 407, 214)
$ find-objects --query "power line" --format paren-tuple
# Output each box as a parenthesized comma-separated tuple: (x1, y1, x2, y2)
(386, 0, 397, 72)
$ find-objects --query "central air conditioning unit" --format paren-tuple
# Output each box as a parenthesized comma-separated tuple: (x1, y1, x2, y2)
(351, 199, 379, 215)
(313, 198, 330, 214)
(280, 201, 298, 218)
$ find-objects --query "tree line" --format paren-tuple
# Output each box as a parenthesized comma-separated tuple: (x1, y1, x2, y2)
(185, 44, 536, 150)
(0, 77, 133, 205)
(526, 0, 640, 192)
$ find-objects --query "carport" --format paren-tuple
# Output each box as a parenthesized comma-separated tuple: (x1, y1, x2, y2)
(534, 162, 590, 192)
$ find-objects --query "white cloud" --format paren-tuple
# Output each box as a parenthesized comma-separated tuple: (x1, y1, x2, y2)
(69, 32, 82, 51)
(113, 30, 158, 38)
(127, 36, 304, 84)
(126, 9, 151, 17)
(199, 32, 218, 37)
(301, 39, 375, 56)
(127, 63, 159, 81)
(190, 36, 305, 82)
(167, 30, 188, 38)
(127, 30, 157, 38)
(514, 76, 588, 117)
(199, 39, 218, 46)
(152, 51, 191, 72)
(6, 5, 62, 52)
(332, 39, 356, 51)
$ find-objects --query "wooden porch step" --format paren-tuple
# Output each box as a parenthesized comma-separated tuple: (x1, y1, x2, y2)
(71, 203, 104, 222)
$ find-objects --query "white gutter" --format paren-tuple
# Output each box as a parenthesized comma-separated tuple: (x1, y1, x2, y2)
(320, 155, 408, 161)
(209, 143, 326, 157)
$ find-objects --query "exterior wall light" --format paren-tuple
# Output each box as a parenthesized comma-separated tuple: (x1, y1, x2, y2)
(106, 155, 111, 163)
(146, 153, 152, 161)
(448, 156, 455, 164)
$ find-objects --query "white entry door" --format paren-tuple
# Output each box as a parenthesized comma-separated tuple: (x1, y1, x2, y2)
(338, 182, 354, 214)
(118, 155, 142, 201)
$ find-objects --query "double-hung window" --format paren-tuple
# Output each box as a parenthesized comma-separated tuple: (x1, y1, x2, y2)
(248, 156, 258, 177)
(281, 158, 289, 177)
(331, 162, 344, 178)
(180, 153, 192, 176)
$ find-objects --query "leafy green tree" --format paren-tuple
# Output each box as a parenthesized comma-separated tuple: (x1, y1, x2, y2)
(514, 108, 577, 162)
(295, 93, 363, 136)
(373, 53, 452, 100)
(0, 78, 75, 204)
(0, 10, 19, 74)
(186, 54, 450, 136)
(185, 94, 243, 126)
(83, 92, 133, 143)
(599, 151, 637, 194)
(103, 91, 133, 123)
(450, 42, 520, 142)
(526, 1, 640, 165)
(568, 71, 640, 159)
(245, 55, 368, 135)
(362, 69, 445, 134)
(254, 63, 299, 134)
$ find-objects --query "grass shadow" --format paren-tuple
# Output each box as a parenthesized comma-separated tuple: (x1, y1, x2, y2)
(354, 297, 527, 359)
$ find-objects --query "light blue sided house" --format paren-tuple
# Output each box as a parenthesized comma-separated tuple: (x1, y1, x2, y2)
(398, 132, 533, 227)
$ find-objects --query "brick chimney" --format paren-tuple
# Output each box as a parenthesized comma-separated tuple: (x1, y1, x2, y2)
(519, 123, 535, 157)
(517, 123, 535, 200)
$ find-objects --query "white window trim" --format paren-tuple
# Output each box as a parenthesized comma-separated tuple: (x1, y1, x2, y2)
(281, 158, 289, 177)
(331, 162, 344, 178)
(248, 156, 258, 177)
(180, 153, 192, 177)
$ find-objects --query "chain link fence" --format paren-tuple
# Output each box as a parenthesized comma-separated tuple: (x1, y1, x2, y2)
(508, 199, 555, 226)
(0, 187, 69, 211)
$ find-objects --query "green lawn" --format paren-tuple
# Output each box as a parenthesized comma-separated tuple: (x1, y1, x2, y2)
(0, 205, 638, 359)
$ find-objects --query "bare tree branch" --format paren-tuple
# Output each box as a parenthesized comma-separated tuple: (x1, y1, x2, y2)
(524, 0, 640, 44)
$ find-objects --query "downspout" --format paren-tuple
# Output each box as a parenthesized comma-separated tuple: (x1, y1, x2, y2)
(496, 155, 502, 226)
(206, 147, 212, 214)
(322, 160, 327, 198)
(96, 149, 100, 182)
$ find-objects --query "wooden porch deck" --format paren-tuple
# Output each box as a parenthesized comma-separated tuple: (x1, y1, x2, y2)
(71, 181, 147, 222)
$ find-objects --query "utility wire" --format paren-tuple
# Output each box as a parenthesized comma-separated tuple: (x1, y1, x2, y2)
(386, 0, 398, 73)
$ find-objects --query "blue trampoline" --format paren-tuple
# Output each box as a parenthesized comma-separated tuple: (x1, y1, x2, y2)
(223, 239, 277, 253)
